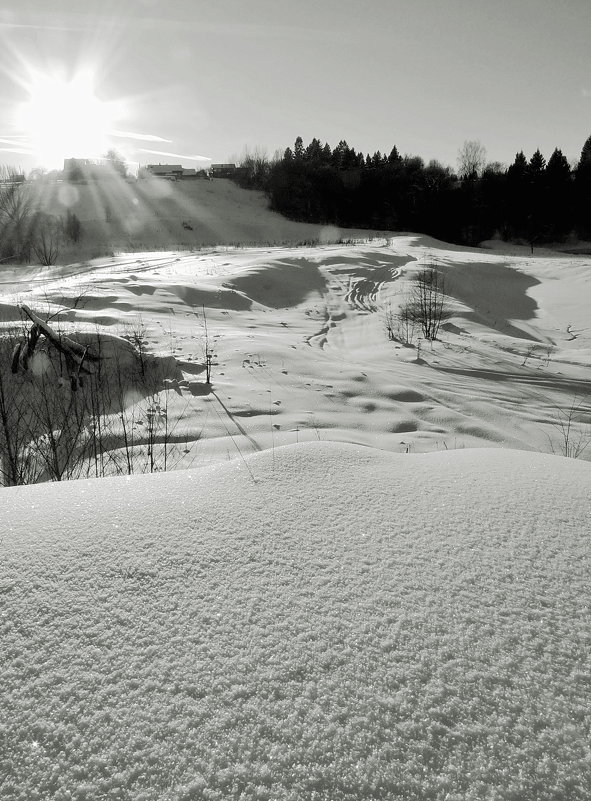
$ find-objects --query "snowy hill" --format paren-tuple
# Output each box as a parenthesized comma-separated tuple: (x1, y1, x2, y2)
(2, 442, 590, 800)
(32, 176, 368, 260)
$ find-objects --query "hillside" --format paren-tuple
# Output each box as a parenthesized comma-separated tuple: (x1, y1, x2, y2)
(32, 176, 371, 261)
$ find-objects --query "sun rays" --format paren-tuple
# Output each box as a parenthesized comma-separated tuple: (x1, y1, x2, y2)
(15, 70, 115, 169)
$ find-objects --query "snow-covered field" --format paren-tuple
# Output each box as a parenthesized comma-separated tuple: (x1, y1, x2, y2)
(2, 232, 591, 799)
(3, 232, 590, 463)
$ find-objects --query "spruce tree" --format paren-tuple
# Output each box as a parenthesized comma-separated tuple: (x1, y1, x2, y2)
(577, 135, 591, 173)
(305, 138, 323, 163)
(546, 148, 570, 182)
(294, 136, 305, 161)
(507, 151, 528, 180)
(331, 140, 349, 170)
(321, 142, 332, 165)
(575, 135, 591, 236)
(529, 149, 546, 176)
(387, 146, 401, 165)
(545, 148, 573, 241)
(371, 151, 383, 168)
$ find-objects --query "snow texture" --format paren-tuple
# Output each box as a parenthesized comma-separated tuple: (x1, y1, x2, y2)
(2, 443, 590, 800)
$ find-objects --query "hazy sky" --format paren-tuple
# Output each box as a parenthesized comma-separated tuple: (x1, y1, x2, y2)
(1, 0, 590, 172)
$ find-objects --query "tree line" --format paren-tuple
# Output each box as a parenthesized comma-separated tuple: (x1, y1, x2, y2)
(237, 135, 591, 247)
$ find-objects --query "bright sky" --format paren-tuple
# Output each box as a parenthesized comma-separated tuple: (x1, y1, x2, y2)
(0, 0, 590, 172)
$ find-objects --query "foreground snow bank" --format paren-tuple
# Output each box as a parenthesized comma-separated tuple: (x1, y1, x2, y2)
(2, 444, 590, 800)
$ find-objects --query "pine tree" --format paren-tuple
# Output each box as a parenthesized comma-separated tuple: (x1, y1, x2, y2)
(546, 148, 570, 182)
(529, 149, 546, 177)
(507, 151, 528, 181)
(387, 146, 401, 165)
(577, 134, 591, 174)
(294, 136, 305, 161)
(545, 148, 573, 241)
(305, 138, 323, 163)
(331, 140, 349, 170)
(283, 147, 294, 162)
(371, 151, 383, 168)
(342, 146, 357, 169)
(575, 135, 591, 236)
(505, 152, 529, 239)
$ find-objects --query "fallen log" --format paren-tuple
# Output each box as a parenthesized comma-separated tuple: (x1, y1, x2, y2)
(15, 304, 101, 389)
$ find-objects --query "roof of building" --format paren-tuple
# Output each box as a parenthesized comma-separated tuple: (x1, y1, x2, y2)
(146, 164, 183, 174)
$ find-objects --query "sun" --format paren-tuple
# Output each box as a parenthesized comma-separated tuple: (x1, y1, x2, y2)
(17, 70, 114, 169)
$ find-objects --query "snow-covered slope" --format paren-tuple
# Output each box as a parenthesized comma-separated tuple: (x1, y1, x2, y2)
(4, 233, 589, 467)
(32, 176, 363, 260)
(2, 442, 590, 800)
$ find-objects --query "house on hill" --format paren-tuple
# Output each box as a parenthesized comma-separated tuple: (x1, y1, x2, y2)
(141, 165, 211, 180)
(211, 163, 237, 177)
(144, 164, 184, 180)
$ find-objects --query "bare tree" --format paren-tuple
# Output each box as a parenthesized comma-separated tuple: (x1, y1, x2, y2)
(238, 146, 271, 188)
(0, 167, 34, 262)
(32, 215, 62, 265)
(457, 139, 487, 179)
(407, 265, 450, 341)
(104, 149, 128, 178)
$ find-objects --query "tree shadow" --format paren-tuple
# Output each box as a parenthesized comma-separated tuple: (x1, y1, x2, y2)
(442, 261, 541, 342)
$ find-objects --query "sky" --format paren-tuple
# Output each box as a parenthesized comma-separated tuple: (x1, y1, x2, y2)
(0, 0, 591, 173)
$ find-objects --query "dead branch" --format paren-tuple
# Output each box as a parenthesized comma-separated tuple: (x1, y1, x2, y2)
(15, 304, 100, 388)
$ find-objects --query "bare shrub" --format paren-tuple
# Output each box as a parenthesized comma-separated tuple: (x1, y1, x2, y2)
(0, 304, 191, 485)
(382, 299, 416, 345)
(32, 216, 61, 266)
(400, 265, 450, 341)
(547, 397, 591, 459)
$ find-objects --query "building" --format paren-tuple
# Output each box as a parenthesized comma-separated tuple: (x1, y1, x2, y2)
(144, 164, 184, 180)
(210, 163, 238, 177)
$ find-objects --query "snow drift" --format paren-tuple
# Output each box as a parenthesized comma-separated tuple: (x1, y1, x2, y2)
(2, 443, 590, 800)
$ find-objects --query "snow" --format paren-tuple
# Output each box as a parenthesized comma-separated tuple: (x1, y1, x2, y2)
(2, 443, 591, 800)
(5, 231, 591, 468)
(1, 225, 591, 798)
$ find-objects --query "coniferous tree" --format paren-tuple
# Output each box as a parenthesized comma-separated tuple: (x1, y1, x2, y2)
(505, 152, 529, 238)
(331, 140, 350, 170)
(545, 148, 572, 240)
(305, 138, 323, 163)
(529, 149, 546, 177)
(342, 146, 357, 170)
(387, 146, 401, 165)
(577, 135, 591, 177)
(507, 151, 528, 181)
(294, 136, 305, 161)
(321, 142, 332, 165)
(575, 135, 591, 237)
(527, 150, 548, 246)
(546, 148, 570, 181)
